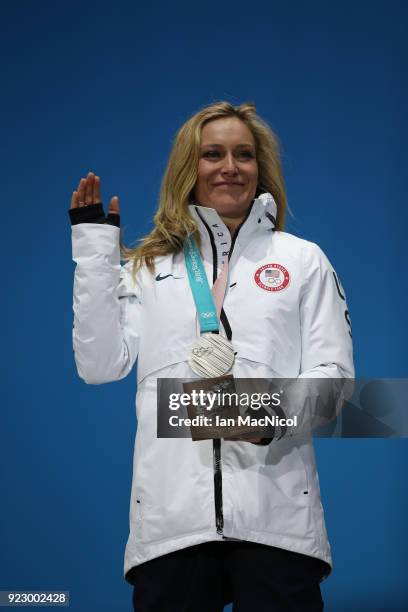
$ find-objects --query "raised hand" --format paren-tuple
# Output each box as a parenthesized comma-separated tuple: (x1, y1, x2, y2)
(70, 171, 120, 216)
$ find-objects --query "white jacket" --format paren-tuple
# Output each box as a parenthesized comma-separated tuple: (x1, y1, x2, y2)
(70, 192, 354, 583)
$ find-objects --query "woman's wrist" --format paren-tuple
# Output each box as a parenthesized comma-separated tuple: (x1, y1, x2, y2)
(68, 202, 120, 227)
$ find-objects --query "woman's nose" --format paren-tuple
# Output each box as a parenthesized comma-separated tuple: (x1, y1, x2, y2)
(221, 153, 238, 174)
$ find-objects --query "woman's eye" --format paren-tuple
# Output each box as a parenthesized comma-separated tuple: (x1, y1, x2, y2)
(203, 150, 220, 159)
(237, 150, 254, 159)
(202, 149, 254, 160)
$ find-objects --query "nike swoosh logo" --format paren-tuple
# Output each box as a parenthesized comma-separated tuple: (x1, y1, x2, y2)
(155, 273, 183, 281)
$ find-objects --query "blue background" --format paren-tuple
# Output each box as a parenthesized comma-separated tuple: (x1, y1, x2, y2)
(1, 0, 407, 610)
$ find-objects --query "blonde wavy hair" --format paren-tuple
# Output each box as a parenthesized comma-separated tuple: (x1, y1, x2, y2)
(120, 100, 288, 278)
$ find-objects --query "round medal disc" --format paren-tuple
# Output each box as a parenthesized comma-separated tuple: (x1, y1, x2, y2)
(189, 333, 235, 378)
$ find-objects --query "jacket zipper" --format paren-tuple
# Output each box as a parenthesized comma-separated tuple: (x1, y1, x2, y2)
(195, 206, 250, 536)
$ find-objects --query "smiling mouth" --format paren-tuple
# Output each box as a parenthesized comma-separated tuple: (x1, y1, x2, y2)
(214, 183, 244, 186)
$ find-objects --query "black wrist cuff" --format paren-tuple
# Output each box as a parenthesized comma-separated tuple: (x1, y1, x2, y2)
(68, 202, 120, 227)
(106, 212, 120, 227)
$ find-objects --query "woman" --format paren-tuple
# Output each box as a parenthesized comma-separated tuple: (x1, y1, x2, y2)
(69, 101, 354, 611)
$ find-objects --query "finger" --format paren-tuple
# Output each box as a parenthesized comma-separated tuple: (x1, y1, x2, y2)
(85, 172, 95, 204)
(70, 190, 79, 209)
(93, 175, 101, 203)
(77, 178, 86, 206)
(108, 195, 120, 215)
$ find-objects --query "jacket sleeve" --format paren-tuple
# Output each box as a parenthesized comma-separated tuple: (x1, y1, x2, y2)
(299, 242, 354, 379)
(71, 222, 141, 385)
(276, 242, 355, 439)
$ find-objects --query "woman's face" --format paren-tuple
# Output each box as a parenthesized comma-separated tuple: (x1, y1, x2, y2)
(193, 117, 258, 220)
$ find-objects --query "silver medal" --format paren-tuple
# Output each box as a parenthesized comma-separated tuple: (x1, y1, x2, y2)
(189, 333, 235, 378)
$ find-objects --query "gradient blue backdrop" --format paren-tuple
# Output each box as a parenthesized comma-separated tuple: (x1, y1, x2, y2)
(1, 1, 407, 610)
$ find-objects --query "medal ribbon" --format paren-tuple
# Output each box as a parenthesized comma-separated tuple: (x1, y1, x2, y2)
(183, 236, 229, 334)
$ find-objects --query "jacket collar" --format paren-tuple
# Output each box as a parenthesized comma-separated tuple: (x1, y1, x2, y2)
(187, 192, 277, 268)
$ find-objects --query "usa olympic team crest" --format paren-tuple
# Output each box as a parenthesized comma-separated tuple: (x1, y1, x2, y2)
(254, 263, 290, 292)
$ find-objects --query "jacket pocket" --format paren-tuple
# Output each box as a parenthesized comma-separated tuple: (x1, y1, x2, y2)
(136, 349, 190, 385)
(262, 438, 311, 502)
